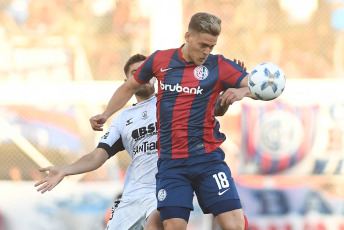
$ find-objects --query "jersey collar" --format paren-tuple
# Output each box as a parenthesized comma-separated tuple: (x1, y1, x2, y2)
(178, 44, 188, 63)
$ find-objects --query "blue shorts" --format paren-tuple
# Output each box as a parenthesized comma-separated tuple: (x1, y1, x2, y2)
(156, 148, 241, 215)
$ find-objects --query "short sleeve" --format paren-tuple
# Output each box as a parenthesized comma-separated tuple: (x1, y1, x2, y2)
(218, 55, 247, 90)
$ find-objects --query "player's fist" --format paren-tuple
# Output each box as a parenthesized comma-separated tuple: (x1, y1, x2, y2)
(90, 114, 108, 131)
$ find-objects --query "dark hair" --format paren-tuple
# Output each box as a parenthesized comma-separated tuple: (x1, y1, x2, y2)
(123, 54, 147, 76)
(188, 12, 221, 36)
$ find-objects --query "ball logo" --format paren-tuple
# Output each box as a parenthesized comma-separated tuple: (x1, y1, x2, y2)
(193, 65, 208, 80)
(158, 189, 167, 201)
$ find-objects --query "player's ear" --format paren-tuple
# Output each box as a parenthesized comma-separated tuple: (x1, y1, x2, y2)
(185, 31, 191, 43)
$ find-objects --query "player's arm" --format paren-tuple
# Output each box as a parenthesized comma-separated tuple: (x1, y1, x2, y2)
(219, 81, 256, 108)
(215, 59, 254, 114)
(34, 148, 108, 194)
(238, 73, 257, 100)
(214, 91, 229, 117)
(215, 87, 252, 116)
(90, 77, 142, 131)
(235, 58, 256, 100)
(220, 70, 257, 107)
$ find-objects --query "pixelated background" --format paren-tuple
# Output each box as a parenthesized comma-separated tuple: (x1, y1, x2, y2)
(0, 0, 344, 229)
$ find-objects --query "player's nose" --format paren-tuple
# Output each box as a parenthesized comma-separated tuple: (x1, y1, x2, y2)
(203, 47, 212, 57)
(203, 48, 210, 55)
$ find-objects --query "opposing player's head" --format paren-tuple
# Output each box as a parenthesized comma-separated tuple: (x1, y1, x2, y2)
(183, 12, 221, 66)
(124, 54, 155, 98)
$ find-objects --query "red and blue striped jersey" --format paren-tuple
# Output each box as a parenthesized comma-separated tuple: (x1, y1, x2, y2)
(134, 45, 247, 159)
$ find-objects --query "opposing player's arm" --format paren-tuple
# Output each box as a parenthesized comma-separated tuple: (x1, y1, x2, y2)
(103, 77, 142, 118)
(90, 77, 143, 131)
(34, 148, 109, 194)
(60, 148, 109, 175)
(214, 92, 229, 117)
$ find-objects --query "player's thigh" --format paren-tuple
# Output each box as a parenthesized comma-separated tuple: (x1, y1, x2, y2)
(193, 160, 241, 213)
(141, 195, 159, 229)
(144, 210, 163, 230)
(156, 160, 194, 210)
(163, 217, 188, 230)
(215, 208, 245, 230)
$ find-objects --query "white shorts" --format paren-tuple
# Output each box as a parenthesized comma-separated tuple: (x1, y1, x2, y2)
(105, 194, 157, 230)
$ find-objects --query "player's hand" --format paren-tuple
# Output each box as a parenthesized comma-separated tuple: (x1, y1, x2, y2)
(34, 166, 65, 194)
(219, 87, 248, 106)
(234, 59, 247, 71)
(90, 114, 108, 131)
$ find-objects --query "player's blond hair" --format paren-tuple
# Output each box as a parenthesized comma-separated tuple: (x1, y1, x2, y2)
(188, 12, 221, 36)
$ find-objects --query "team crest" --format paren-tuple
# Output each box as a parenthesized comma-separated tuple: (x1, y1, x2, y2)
(142, 111, 148, 120)
(158, 189, 167, 201)
(193, 65, 209, 80)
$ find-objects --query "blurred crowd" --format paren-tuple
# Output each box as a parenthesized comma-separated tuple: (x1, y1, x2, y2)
(0, 0, 150, 80)
(0, 0, 341, 81)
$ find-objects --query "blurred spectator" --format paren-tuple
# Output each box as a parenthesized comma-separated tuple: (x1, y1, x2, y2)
(8, 166, 22, 181)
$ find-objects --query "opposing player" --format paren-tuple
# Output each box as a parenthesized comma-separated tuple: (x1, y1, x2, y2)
(35, 54, 163, 230)
(89, 12, 256, 230)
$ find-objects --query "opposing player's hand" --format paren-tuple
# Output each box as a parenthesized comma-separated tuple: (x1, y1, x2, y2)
(34, 166, 65, 194)
(90, 114, 108, 131)
(219, 88, 248, 106)
(234, 58, 247, 71)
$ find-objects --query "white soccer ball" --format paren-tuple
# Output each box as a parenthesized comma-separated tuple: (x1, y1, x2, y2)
(248, 62, 286, 101)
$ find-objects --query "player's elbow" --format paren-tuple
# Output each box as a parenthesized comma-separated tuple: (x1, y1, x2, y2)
(125, 77, 143, 93)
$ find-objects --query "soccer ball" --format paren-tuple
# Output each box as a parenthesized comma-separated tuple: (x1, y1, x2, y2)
(248, 62, 286, 101)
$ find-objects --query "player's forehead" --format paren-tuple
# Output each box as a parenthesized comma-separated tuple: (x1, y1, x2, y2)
(193, 32, 218, 46)
(128, 61, 144, 75)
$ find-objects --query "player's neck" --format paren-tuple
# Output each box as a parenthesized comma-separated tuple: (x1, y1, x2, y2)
(181, 43, 192, 62)
(135, 93, 155, 103)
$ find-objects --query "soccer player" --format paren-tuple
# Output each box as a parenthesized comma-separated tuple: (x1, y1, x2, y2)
(89, 12, 255, 230)
(35, 54, 163, 230)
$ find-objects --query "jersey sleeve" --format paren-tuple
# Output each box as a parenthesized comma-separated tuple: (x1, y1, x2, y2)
(97, 116, 125, 158)
(218, 55, 248, 90)
(133, 51, 159, 84)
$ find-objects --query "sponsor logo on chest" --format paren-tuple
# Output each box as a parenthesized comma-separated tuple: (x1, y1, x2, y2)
(159, 66, 209, 95)
(159, 82, 203, 95)
(132, 122, 158, 141)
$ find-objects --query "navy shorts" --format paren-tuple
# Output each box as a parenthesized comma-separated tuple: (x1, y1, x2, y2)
(156, 148, 242, 215)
